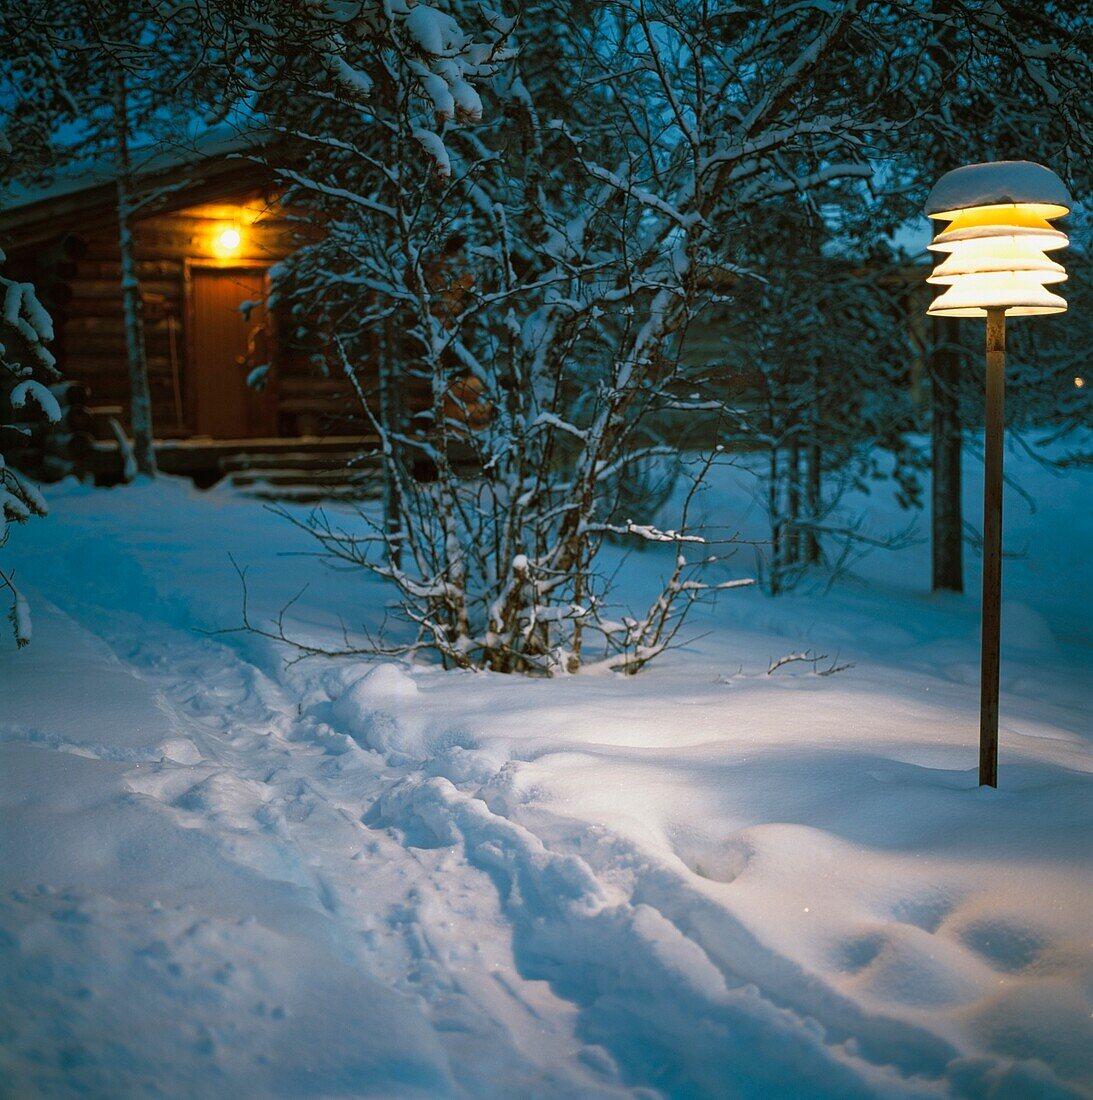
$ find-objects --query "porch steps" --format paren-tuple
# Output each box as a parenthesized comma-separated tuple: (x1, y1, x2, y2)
(81, 434, 384, 502)
(219, 447, 382, 503)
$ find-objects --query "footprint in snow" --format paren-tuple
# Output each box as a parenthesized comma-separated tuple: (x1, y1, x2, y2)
(891, 892, 957, 934)
(957, 918, 1047, 973)
(833, 930, 887, 974)
(669, 831, 751, 884)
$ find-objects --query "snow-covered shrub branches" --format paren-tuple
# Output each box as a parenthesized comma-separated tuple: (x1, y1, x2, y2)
(247, 0, 1091, 666)
(0, 251, 58, 646)
(188, 0, 515, 150)
(262, 3, 737, 673)
(262, 0, 918, 672)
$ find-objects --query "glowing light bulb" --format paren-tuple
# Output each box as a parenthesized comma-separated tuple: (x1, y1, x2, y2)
(214, 225, 242, 256)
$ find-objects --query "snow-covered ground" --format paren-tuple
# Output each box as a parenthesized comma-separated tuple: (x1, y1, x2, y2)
(1, 439, 1090, 1099)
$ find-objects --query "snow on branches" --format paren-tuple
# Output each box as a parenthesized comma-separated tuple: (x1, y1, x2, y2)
(189, 0, 514, 163)
(250, 0, 1088, 671)
(1, 250, 57, 647)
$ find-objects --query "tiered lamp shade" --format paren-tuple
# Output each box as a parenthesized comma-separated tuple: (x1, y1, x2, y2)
(925, 161, 1072, 317)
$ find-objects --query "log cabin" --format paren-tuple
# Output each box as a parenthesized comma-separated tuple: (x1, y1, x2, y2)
(0, 129, 367, 496)
(1, 129, 941, 496)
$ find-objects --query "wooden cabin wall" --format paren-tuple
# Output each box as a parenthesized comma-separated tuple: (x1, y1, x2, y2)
(14, 183, 528, 447)
(50, 189, 338, 439)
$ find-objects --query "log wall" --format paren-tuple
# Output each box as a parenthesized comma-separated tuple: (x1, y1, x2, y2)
(34, 188, 348, 440)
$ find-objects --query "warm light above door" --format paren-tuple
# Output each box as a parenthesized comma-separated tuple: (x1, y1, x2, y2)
(213, 224, 243, 256)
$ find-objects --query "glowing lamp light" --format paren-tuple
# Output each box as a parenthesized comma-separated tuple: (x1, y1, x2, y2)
(213, 224, 243, 256)
(923, 160, 1072, 790)
(925, 161, 1071, 317)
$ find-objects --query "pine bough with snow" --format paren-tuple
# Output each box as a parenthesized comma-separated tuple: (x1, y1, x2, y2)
(0, 249, 57, 646)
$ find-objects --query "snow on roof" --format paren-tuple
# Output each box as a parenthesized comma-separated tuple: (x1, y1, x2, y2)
(925, 160, 1072, 217)
(0, 125, 275, 215)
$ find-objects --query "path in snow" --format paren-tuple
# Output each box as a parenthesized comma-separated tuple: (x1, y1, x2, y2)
(2, 590, 624, 1097)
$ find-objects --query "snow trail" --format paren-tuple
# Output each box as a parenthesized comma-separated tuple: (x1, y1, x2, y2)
(1, 519, 637, 1095)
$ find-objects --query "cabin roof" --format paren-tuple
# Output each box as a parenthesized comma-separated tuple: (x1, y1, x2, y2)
(0, 126, 280, 249)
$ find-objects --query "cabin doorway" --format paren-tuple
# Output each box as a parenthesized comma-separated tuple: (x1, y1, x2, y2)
(188, 265, 278, 438)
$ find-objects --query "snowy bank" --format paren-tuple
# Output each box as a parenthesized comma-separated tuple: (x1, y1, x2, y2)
(1, 438, 1090, 1098)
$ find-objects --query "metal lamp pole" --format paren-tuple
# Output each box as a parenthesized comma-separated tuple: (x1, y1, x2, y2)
(979, 308, 1006, 787)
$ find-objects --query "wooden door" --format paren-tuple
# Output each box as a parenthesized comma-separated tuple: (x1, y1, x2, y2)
(190, 267, 277, 438)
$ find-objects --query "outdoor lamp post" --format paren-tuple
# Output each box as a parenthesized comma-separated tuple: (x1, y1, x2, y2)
(924, 160, 1072, 788)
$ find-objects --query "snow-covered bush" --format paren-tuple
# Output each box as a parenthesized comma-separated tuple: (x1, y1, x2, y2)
(262, 1, 901, 672)
(1, 250, 58, 646)
(240, 0, 1091, 666)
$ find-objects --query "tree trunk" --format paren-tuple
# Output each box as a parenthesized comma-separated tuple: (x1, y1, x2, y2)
(768, 447, 783, 596)
(804, 441, 822, 565)
(804, 356, 823, 565)
(931, 316, 962, 592)
(379, 314, 402, 569)
(113, 66, 157, 477)
(787, 439, 801, 567)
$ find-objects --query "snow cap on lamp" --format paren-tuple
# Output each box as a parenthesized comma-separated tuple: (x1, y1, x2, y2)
(925, 160, 1072, 318)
